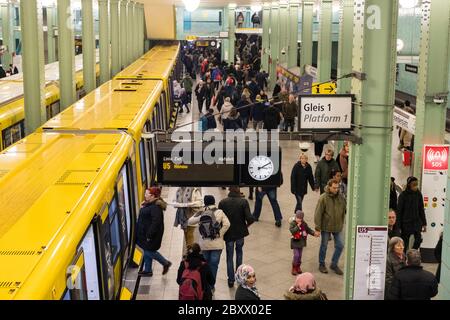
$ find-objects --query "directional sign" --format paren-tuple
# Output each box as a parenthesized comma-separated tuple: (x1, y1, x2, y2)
(298, 94, 354, 131)
(312, 82, 337, 95)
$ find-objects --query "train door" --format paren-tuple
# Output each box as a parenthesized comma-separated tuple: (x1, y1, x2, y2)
(95, 204, 119, 299)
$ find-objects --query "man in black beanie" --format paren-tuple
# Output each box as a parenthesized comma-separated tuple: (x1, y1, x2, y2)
(397, 176, 427, 251)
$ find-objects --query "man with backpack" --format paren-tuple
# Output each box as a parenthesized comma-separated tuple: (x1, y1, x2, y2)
(219, 187, 255, 288)
(199, 108, 217, 132)
(188, 195, 230, 289)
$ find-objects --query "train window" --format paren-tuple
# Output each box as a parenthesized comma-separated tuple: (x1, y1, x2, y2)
(139, 140, 147, 185)
(77, 225, 101, 300)
(161, 92, 168, 130)
(156, 103, 162, 130)
(2, 120, 24, 149)
(65, 251, 88, 300)
(109, 198, 121, 264)
(130, 156, 139, 210)
(98, 205, 115, 299)
(118, 165, 132, 244)
(48, 102, 60, 119)
(144, 120, 151, 133)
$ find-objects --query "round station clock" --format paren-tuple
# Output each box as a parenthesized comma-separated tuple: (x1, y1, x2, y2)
(248, 155, 274, 181)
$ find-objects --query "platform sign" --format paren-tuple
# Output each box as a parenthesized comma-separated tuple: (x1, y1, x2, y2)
(312, 82, 336, 95)
(421, 145, 449, 257)
(353, 226, 388, 300)
(393, 107, 415, 134)
(298, 94, 354, 131)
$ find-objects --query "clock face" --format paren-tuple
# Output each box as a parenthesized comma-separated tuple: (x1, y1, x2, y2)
(248, 155, 274, 181)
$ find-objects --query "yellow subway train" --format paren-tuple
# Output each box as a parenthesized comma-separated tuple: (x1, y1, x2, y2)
(0, 42, 181, 300)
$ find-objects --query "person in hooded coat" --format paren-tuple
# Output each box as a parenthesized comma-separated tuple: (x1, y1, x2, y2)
(284, 272, 327, 300)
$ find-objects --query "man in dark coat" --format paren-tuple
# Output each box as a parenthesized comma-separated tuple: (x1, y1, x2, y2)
(314, 149, 340, 194)
(397, 176, 427, 251)
(388, 249, 438, 300)
(388, 209, 401, 240)
(219, 187, 255, 288)
(194, 80, 207, 114)
(248, 77, 260, 101)
(291, 153, 316, 211)
(136, 187, 172, 276)
(263, 103, 282, 130)
(256, 71, 268, 91)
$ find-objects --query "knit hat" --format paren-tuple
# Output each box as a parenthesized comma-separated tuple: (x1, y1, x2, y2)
(407, 176, 418, 186)
(295, 210, 304, 220)
(204, 195, 215, 206)
(147, 186, 161, 198)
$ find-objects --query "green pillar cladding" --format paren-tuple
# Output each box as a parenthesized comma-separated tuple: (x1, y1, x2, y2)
(1, 1, 13, 68)
(20, 0, 46, 134)
(82, 0, 96, 93)
(288, 1, 300, 69)
(344, 0, 398, 300)
(46, 5, 56, 63)
(300, 1, 314, 70)
(222, 6, 229, 63)
(337, 0, 354, 94)
(317, 0, 333, 82)
(110, 0, 120, 76)
(127, 1, 133, 65)
(228, 4, 236, 64)
(413, 0, 450, 179)
(410, 0, 450, 299)
(261, 4, 270, 72)
(269, 4, 279, 90)
(278, 2, 289, 66)
(130, 2, 136, 61)
(139, 3, 145, 56)
(99, 0, 110, 85)
(57, 0, 76, 110)
(133, 2, 139, 59)
(120, 0, 128, 69)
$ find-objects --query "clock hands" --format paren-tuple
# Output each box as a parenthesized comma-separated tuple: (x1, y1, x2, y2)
(258, 162, 272, 170)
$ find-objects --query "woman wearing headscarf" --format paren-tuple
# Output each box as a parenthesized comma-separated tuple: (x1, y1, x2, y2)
(234, 264, 260, 300)
(284, 272, 327, 300)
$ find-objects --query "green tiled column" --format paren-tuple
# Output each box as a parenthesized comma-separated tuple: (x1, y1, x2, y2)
(46, 5, 56, 63)
(20, 0, 46, 134)
(288, 0, 300, 69)
(57, 0, 76, 109)
(228, 4, 236, 64)
(413, 0, 450, 179)
(337, 0, 353, 94)
(120, 0, 128, 69)
(99, 0, 110, 84)
(409, 0, 450, 299)
(278, 1, 289, 66)
(131, 2, 138, 61)
(345, 0, 398, 300)
(317, 0, 333, 82)
(222, 6, 229, 62)
(300, 1, 314, 69)
(1, 1, 14, 67)
(261, 3, 271, 72)
(269, 4, 279, 90)
(82, 0, 96, 93)
(139, 3, 145, 56)
(127, 1, 133, 65)
(110, 0, 120, 76)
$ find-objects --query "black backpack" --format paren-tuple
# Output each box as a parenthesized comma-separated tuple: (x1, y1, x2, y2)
(198, 207, 222, 240)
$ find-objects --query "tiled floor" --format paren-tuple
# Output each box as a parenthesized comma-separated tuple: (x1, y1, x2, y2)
(136, 81, 438, 300)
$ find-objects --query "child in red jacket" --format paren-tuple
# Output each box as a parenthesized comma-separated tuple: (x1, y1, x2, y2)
(289, 210, 320, 275)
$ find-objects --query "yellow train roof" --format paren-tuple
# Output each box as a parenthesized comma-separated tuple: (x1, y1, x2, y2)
(41, 79, 163, 139)
(0, 132, 133, 299)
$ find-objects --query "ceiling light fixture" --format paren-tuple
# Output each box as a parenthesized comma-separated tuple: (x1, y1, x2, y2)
(183, 0, 200, 12)
(399, 0, 418, 9)
(397, 39, 404, 52)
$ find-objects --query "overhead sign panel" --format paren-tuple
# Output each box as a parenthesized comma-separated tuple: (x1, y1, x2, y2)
(298, 94, 354, 131)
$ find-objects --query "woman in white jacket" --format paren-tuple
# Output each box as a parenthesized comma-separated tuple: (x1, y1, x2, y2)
(188, 195, 230, 288)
